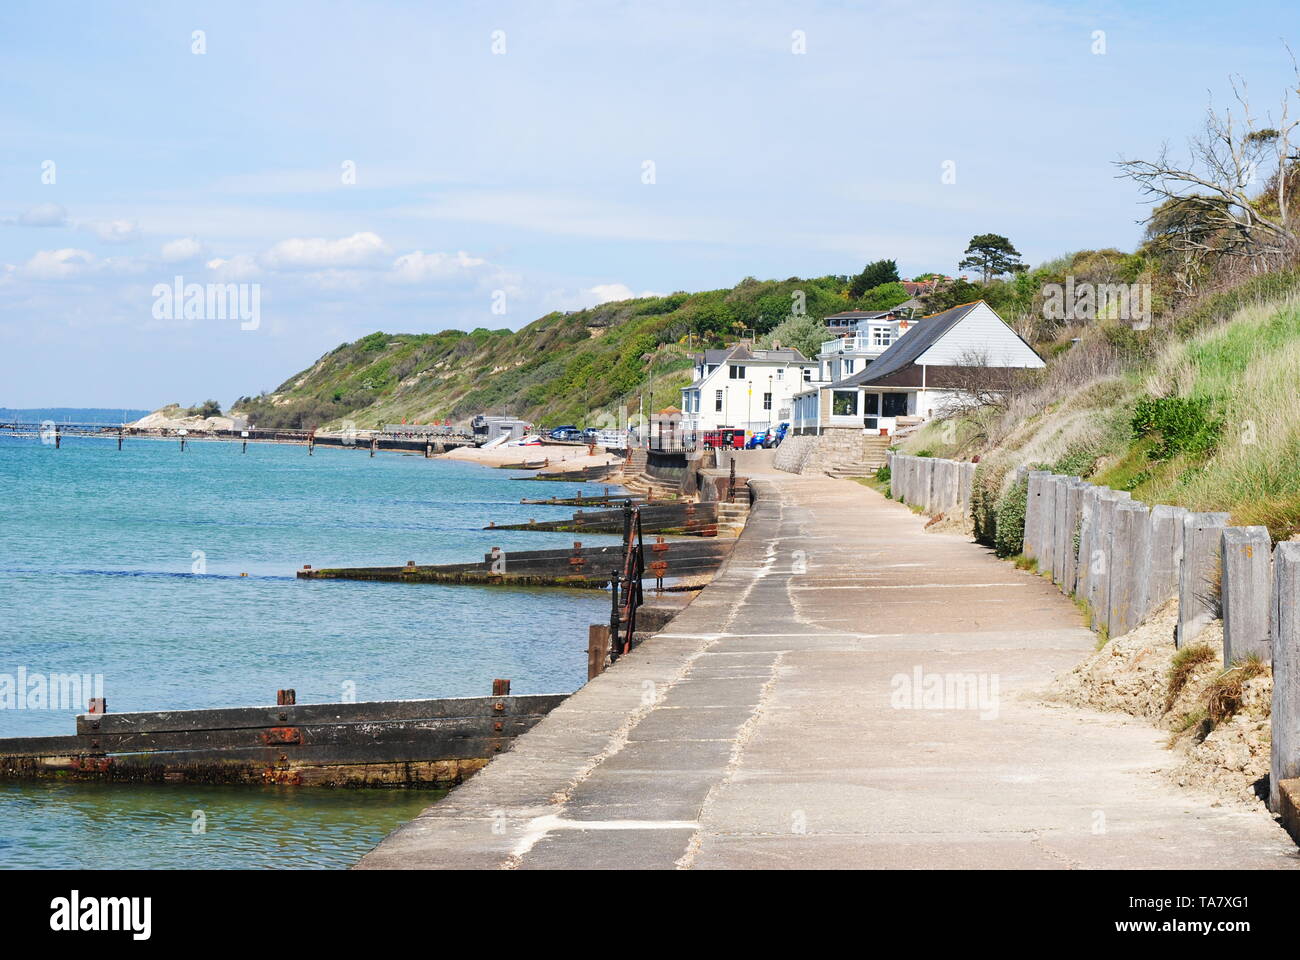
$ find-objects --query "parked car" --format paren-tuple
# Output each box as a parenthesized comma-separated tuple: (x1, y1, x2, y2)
(548, 425, 581, 441)
(745, 430, 768, 450)
(581, 427, 601, 443)
(702, 429, 745, 450)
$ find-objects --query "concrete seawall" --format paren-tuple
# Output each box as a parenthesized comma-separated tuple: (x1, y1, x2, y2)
(357, 474, 1298, 869)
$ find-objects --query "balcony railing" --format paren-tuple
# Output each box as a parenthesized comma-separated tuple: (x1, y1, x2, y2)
(819, 335, 892, 356)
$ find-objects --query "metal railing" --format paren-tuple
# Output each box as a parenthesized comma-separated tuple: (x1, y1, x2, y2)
(819, 335, 892, 356)
(609, 503, 645, 662)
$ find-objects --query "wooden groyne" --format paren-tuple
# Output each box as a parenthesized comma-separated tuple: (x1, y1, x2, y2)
(0, 684, 563, 788)
(519, 488, 645, 507)
(487, 501, 720, 536)
(297, 538, 733, 588)
(512, 462, 620, 482)
(0, 421, 477, 455)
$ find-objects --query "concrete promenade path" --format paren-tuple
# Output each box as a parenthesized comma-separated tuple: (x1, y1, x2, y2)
(357, 474, 1299, 869)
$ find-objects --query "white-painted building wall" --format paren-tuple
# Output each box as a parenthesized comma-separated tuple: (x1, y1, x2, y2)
(681, 352, 818, 434)
(914, 301, 1040, 367)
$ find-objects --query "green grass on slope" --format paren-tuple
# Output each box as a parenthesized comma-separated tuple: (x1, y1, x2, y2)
(1100, 297, 1300, 538)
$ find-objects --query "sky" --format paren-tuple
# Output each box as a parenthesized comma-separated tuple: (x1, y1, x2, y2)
(1, 0, 1297, 408)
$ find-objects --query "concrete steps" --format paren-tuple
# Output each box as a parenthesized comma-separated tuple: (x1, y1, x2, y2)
(714, 501, 749, 536)
(821, 435, 891, 479)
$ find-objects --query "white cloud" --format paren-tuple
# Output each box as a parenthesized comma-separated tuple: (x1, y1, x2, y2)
(261, 231, 388, 269)
(584, 282, 663, 305)
(21, 248, 96, 279)
(539, 282, 666, 313)
(205, 255, 261, 280)
(81, 219, 140, 244)
(161, 237, 204, 262)
(389, 249, 486, 284)
(17, 203, 69, 227)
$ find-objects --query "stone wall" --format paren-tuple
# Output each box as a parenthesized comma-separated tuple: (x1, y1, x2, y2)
(773, 428, 890, 476)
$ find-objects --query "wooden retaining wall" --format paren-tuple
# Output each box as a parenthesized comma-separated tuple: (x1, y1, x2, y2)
(889, 450, 1300, 837)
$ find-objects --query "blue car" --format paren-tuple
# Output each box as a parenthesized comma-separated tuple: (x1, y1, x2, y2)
(746, 422, 789, 449)
(548, 425, 580, 441)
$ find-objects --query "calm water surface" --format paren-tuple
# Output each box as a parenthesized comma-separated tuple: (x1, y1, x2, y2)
(0, 435, 618, 868)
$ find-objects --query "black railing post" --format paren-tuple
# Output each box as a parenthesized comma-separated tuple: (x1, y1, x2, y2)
(608, 567, 622, 663)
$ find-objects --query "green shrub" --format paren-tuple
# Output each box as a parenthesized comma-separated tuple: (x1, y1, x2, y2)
(875, 464, 891, 483)
(993, 474, 1029, 557)
(1130, 395, 1223, 461)
(971, 461, 1006, 547)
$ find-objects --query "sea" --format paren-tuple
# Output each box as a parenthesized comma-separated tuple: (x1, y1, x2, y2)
(0, 417, 618, 868)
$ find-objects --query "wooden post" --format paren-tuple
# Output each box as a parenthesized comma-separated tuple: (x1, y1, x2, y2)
(1178, 512, 1230, 647)
(242, 439, 248, 453)
(370, 438, 377, 458)
(492, 678, 511, 696)
(1222, 526, 1273, 666)
(588, 624, 611, 679)
(1023, 471, 1047, 561)
(117, 430, 123, 451)
(276, 689, 296, 706)
(54, 428, 61, 449)
(1272, 542, 1300, 813)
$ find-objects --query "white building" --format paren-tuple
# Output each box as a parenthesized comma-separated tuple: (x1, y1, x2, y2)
(680, 343, 818, 436)
(792, 300, 1044, 435)
(815, 309, 923, 383)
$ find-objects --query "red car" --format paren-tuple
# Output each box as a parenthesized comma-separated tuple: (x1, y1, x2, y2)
(702, 429, 746, 450)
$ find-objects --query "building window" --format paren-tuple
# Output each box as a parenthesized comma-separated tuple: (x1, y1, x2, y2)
(763, 392, 772, 411)
(832, 390, 859, 417)
(844, 359, 854, 374)
(863, 393, 880, 416)
(776, 368, 784, 380)
(803, 368, 812, 381)
(882, 393, 908, 417)
(715, 390, 723, 412)
(729, 364, 745, 379)
(872, 328, 892, 347)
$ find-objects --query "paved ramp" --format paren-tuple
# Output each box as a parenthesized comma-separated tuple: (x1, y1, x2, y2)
(357, 475, 1299, 869)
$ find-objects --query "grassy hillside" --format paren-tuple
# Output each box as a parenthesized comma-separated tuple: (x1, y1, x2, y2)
(900, 269, 1300, 543)
(233, 275, 865, 430)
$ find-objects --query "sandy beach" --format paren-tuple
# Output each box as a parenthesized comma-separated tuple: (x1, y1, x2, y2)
(438, 441, 623, 474)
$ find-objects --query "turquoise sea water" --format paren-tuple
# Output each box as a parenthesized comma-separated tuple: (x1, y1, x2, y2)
(0, 434, 618, 868)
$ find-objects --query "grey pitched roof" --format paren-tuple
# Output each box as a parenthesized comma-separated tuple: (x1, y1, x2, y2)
(697, 343, 810, 365)
(829, 301, 983, 388)
(824, 310, 895, 321)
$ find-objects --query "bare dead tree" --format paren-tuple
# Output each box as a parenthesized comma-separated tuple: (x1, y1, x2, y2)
(1117, 52, 1300, 271)
(942, 349, 1023, 415)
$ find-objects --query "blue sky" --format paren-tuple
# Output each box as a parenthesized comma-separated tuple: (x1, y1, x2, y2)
(1, 0, 1296, 408)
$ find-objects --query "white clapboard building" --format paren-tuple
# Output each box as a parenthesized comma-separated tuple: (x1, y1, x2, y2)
(791, 300, 1044, 435)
